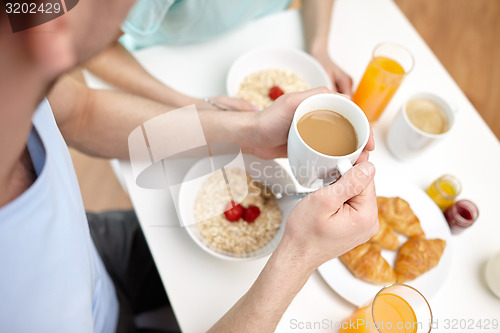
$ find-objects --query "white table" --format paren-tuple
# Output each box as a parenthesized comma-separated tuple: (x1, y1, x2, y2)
(86, 0, 500, 331)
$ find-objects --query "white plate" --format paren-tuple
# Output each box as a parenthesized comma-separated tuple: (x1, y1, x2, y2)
(178, 154, 299, 261)
(317, 174, 452, 306)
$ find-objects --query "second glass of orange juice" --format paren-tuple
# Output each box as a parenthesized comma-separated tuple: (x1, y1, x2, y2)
(353, 43, 414, 123)
(340, 284, 432, 333)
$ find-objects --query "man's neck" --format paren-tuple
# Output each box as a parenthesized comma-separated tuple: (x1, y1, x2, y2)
(0, 60, 50, 208)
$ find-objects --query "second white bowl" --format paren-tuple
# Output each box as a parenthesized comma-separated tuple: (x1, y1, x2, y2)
(226, 47, 333, 97)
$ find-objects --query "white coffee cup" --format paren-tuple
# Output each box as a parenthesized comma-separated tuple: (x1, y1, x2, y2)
(387, 92, 456, 160)
(287, 93, 370, 188)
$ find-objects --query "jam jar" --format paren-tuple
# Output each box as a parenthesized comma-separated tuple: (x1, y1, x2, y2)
(427, 175, 462, 211)
(444, 199, 479, 234)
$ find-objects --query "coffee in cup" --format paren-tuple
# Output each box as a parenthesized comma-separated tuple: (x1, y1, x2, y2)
(288, 94, 370, 188)
(405, 99, 448, 135)
(387, 92, 456, 160)
(297, 110, 358, 156)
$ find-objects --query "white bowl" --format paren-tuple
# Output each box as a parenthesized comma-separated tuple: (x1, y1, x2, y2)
(226, 47, 333, 97)
(178, 154, 299, 261)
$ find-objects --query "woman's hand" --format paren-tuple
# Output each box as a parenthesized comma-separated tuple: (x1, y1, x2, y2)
(312, 51, 353, 96)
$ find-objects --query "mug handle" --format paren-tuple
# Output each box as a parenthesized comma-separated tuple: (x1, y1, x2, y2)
(337, 158, 353, 176)
(322, 158, 352, 186)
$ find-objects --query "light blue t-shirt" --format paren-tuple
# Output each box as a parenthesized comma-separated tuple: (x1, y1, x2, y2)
(0, 99, 119, 333)
(121, 0, 292, 50)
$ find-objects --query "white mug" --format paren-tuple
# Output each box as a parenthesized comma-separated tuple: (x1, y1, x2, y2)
(287, 93, 370, 188)
(387, 92, 456, 160)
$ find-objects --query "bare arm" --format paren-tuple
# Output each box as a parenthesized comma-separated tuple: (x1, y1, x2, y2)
(209, 161, 378, 332)
(85, 41, 196, 106)
(48, 75, 260, 159)
(301, 0, 353, 95)
(302, 0, 334, 56)
(85, 42, 258, 111)
(48, 76, 331, 160)
(208, 240, 313, 332)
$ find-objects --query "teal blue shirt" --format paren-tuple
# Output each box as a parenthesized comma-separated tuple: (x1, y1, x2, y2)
(121, 0, 292, 50)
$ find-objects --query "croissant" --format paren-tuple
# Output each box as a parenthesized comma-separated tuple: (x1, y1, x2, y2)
(370, 214, 400, 250)
(377, 197, 425, 238)
(340, 242, 397, 285)
(395, 238, 446, 283)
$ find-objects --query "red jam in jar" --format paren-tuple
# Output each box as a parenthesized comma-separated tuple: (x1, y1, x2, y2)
(444, 199, 479, 234)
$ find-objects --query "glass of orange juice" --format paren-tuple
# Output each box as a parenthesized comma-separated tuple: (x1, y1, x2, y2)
(352, 43, 414, 123)
(340, 284, 432, 333)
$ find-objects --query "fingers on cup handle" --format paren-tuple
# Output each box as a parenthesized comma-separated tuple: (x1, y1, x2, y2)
(337, 159, 353, 176)
(313, 162, 376, 211)
(337, 162, 375, 198)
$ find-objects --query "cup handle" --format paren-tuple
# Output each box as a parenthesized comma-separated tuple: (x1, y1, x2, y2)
(337, 158, 353, 176)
